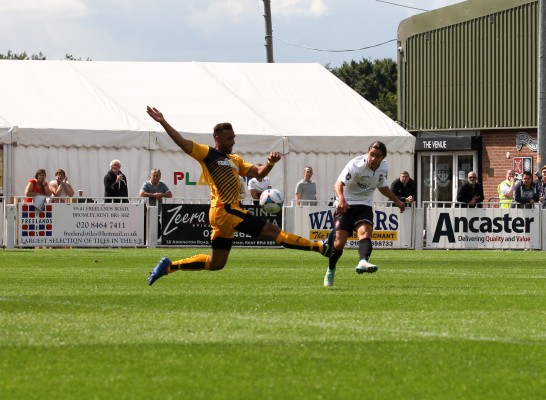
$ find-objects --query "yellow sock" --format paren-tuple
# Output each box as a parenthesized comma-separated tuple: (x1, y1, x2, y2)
(275, 231, 322, 253)
(169, 254, 211, 272)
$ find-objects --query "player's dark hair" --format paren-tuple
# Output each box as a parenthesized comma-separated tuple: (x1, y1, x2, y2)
(369, 141, 387, 157)
(213, 123, 233, 137)
(35, 169, 46, 179)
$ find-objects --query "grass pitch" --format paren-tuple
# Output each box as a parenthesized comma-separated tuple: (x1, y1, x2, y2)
(1, 248, 545, 399)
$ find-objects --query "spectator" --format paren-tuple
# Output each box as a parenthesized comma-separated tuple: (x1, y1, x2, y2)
(295, 166, 317, 206)
(139, 169, 172, 207)
(49, 168, 75, 203)
(536, 165, 546, 209)
(104, 159, 128, 203)
(248, 171, 272, 205)
(24, 169, 52, 210)
(140, 168, 173, 238)
(456, 171, 484, 208)
(497, 169, 516, 208)
(390, 171, 417, 205)
(513, 171, 539, 208)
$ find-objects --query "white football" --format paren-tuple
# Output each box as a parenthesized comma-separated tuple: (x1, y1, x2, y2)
(259, 188, 284, 214)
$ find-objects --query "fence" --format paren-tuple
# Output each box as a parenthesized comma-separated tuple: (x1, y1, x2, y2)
(2, 197, 546, 250)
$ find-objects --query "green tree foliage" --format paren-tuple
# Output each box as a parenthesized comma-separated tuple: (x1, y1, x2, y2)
(328, 58, 397, 120)
(65, 53, 92, 61)
(0, 50, 46, 60)
(0, 51, 91, 61)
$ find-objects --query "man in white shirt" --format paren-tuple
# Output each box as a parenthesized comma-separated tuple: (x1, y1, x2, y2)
(323, 141, 405, 287)
(248, 175, 271, 205)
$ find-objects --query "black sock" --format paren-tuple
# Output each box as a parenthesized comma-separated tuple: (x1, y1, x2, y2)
(358, 238, 372, 261)
(329, 249, 343, 270)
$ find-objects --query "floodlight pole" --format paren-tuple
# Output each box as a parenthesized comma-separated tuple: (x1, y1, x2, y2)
(538, 0, 546, 170)
(263, 0, 274, 63)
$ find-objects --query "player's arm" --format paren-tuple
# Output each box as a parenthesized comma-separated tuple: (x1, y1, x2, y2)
(250, 188, 260, 200)
(247, 152, 281, 179)
(146, 106, 193, 154)
(334, 180, 349, 213)
(378, 186, 405, 213)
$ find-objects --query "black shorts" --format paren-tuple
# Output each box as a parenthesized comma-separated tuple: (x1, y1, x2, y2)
(334, 204, 374, 234)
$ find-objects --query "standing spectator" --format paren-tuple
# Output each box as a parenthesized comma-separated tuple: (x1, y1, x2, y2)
(140, 168, 173, 238)
(295, 166, 317, 206)
(104, 159, 128, 203)
(513, 171, 539, 208)
(248, 172, 272, 205)
(390, 171, 417, 205)
(49, 168, 75, 203)
(24, 169, 52, 209)
(497, 169, 516, 208)
(322, 141, 405, 287)
(456, 171, 484, 208)
(536, 165, 546, 209)
(139, 169, 172, 207)
(145, 106, 329, 286)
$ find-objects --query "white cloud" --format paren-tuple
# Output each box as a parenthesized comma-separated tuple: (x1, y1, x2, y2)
(187, 0, 247, 24)
(0, 0, 87, 16)
(275, 0, 328, 17)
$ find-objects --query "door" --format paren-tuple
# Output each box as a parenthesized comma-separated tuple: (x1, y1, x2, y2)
(418, 152, 477, 207)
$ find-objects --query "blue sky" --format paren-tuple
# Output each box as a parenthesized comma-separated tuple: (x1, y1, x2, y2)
(1, 0, 462, 67)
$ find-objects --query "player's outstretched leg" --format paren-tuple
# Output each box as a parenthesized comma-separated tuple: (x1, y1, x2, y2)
(148, 257, 171, 286)
(148, 254, 212, 286)
(275, 231, 325, 253)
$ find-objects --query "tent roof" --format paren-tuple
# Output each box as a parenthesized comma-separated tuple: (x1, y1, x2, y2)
(0, 60, 413, 153)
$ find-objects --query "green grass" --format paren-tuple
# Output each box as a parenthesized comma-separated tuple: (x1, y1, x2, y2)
(1, 248, 545, 399)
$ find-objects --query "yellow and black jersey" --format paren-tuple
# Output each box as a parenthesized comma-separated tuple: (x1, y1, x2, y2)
(190, 142, 253, 207)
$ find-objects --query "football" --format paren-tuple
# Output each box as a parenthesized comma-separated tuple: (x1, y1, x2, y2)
(259, 188, 284, 214)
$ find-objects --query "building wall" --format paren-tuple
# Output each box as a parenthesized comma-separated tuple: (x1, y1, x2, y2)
(398, 0, 538, 132)
(481, 129, 537, 200)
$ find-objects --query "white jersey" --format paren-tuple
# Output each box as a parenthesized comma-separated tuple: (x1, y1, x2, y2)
(335, 154, 389, 206)
(248, 177, 271, 194)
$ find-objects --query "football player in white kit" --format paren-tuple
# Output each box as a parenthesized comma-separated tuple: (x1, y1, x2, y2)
(323, 141, 406, 287)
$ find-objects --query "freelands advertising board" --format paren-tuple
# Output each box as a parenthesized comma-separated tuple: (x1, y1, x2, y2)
(426, 207, 540, 249)
(17, 202, 145, 247)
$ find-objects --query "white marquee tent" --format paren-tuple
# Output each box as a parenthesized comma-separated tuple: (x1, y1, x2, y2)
(0, 60, 415, 202)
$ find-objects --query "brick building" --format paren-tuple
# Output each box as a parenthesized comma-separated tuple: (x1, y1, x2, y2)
(398, 0, 539, 204)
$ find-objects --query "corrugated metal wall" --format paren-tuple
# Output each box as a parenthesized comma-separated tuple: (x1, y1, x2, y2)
(398, 1, 537, 132)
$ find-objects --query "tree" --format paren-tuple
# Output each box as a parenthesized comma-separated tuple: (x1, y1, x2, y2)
(0, 50, 46, 60)
(0, 51, 91, 61)
(328, 58, 397, 120)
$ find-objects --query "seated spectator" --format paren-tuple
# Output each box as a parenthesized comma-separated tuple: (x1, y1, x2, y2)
(456, 171, 484, 208)
(536, 165, 546, 209)
(25, 169, 52, 210)
(49, 168, 75, 203)
(512, 171, 539, 208)
(248, 172, 272, 205)
(140, 169, 173, 238)
(390, 171, 417, 205)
